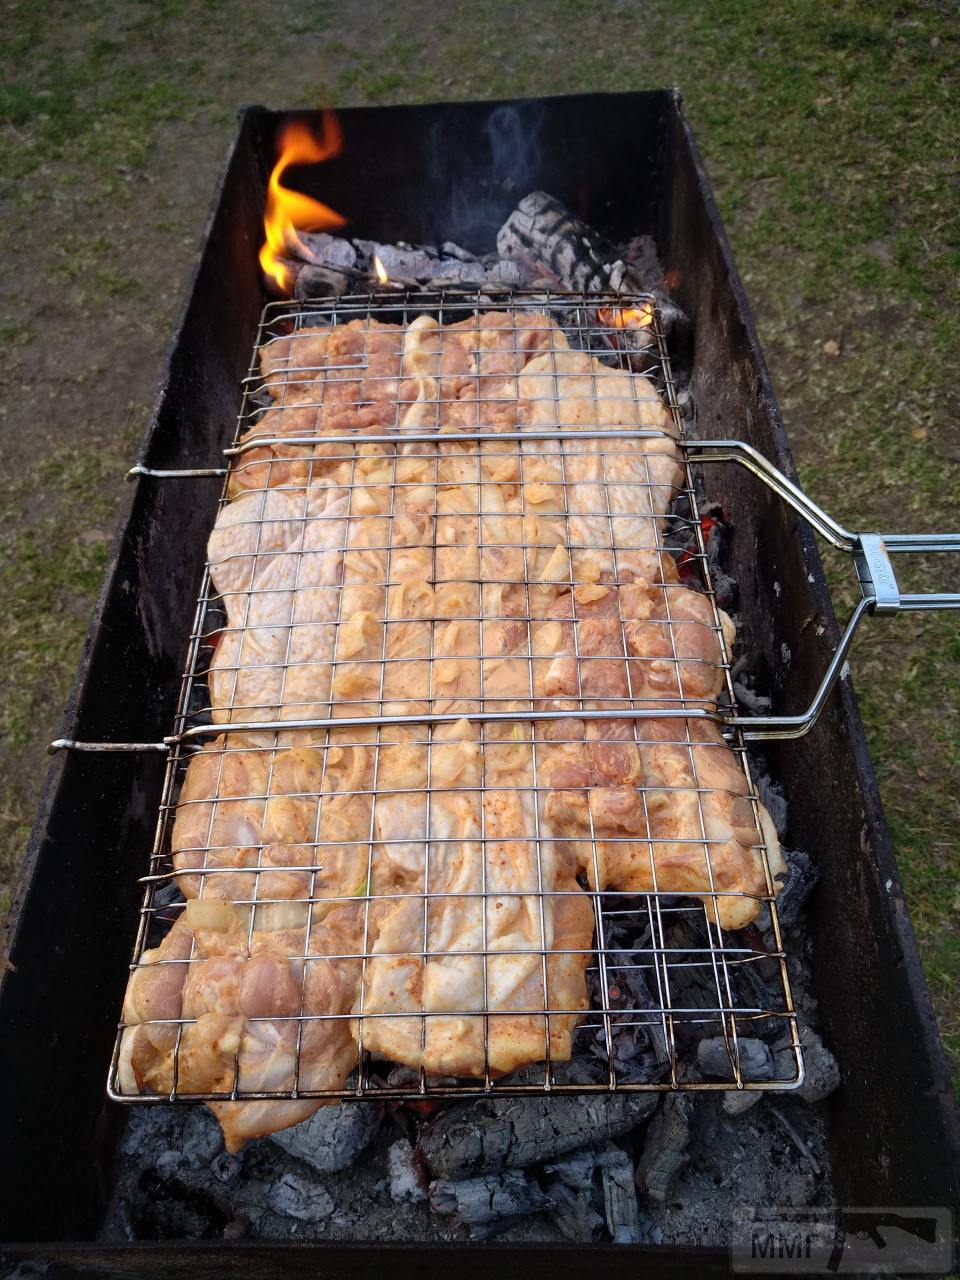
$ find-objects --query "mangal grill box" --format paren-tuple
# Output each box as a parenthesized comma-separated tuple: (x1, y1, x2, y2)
(1, 91, 957, 1275)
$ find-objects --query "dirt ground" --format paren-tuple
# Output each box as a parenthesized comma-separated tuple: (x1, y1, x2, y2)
(1, 0, 957, 1081)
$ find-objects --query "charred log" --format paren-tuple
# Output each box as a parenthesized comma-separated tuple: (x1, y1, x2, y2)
(281, 231, 527, 297)
(419, 1091, 657, 1180)
(429, 1170, 554, 1238)
(635, 1093, 696, 1204)
(598, 1146, 642, 1244)
(497, 192, 646, 293)
(544, 1150, 605, 1243)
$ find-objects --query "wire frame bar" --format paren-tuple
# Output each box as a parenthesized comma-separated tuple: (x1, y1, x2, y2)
(110, 290, 801, 1106)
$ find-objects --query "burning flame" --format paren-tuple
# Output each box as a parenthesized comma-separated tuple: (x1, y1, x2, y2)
(598, 302, 655, 330)
(373, 253, 389, 285)
(260, 111, 346, 293)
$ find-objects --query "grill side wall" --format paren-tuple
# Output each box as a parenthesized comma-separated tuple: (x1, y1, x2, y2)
(659, 98, 959, 1216)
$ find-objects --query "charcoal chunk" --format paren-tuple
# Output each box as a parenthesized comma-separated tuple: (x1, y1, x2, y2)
(635, 1094, 696, 1203)
(698, 1036, 774, 1082)
(270, 1103, 381, 1174)
(430, 1170, 554, 1236)
(774, 1023, 840, 1103)
(598, 1146, 641, 1243)
(387, 1137, 427, 1204)
(420, 1093, 658, 1179)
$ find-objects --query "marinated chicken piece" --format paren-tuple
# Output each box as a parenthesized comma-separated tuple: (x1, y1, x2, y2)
(117, 919, 194, 1096)
(208, 484, 348, 724)
(357, 721, 593, 1076)
(119, 902, 365, 1152)
(171, 734, 374, 913)
(259, 319, 403, 416)
(207, 485, 311, 595)
(530, 576, 779, 929)
(227, 404, 326, 500)
(207, 903, 366, 1152)
(518, 351, 682, 583)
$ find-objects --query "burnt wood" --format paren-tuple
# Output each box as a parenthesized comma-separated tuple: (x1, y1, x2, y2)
(1, 90, 956, 1273)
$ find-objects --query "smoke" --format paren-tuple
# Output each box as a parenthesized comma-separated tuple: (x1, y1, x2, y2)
(426, 102, 545, 250)
(486, 102, 544, 194)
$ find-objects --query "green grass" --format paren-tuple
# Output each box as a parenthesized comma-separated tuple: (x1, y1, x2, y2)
(0, 0, 957, 1083)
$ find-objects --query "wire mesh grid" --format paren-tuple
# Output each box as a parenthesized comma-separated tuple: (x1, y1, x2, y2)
(110, 289, 801, 1105)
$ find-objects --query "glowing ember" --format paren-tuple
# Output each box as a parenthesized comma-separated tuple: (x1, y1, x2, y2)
(259, 111, 346, 294)
(373, 253, 389, 285)
(598, 302, 655, 330)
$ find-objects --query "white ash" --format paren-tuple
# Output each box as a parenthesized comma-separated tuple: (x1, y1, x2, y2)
(638, 1096, 829, 1246)
(268, 1171, 334, 1223)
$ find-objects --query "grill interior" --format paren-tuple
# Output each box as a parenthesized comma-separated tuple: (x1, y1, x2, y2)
(112, 290, 799, 1104)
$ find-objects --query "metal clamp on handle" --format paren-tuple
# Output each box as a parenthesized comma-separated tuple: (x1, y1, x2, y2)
(686, 440, 960, 740)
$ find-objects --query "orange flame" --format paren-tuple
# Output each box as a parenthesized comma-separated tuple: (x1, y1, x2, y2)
(260, 112, 346, 294)
(373, 253, 389, 285)
(598, 302, 655, 330)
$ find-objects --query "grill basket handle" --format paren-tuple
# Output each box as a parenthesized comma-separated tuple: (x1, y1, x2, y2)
(686, 440, 960, 740)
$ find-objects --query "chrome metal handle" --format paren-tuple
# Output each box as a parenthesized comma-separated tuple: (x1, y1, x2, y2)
(686, 440, 960, 739)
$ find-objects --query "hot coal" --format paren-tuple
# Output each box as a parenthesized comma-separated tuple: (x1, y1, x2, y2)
(544, 1151, 605, 1242)
(768, 849, 821, 928)
(756, 773, 789, 840)
(722, 1087, 764, 1117)
(279, 192, 691, 350)
(775, 1022, 841, 1105)
(430, 1170, 555, 1239)
(496, 191, 643, 293)
(270, 1100, 382, 1174)
(268, 1171, 334, 1223)
(284, 230, 527, 297)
